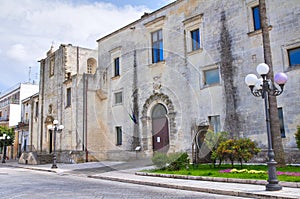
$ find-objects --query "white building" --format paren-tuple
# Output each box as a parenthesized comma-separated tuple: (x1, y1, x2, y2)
(0, 83, 39, 128)
(0, 83, 39, 159)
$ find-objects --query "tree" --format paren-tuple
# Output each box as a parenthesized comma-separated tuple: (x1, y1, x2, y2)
(259, 0, 285, 166)
(0, 126, 15, 148)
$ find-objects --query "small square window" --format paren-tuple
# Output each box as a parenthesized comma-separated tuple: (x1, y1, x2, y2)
(288, 47, 300, 67)
(114, 92, 123, 105)
(191, 29, 200, 51)
(204, 68, 220, 85)
(116, 126, 122, 145)
(252, 6, 261, 31)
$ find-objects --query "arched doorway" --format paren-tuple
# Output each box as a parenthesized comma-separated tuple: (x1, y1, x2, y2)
(151, 104, 169, 153)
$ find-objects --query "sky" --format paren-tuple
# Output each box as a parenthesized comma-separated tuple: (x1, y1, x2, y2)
(0, 0, 174, 94)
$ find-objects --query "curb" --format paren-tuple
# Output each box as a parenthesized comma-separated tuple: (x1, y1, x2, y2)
(88, 175, 298, 199)
(4, 164, 57, 173)
(4, 163, 299, 199)
(135, 172, 300, 188)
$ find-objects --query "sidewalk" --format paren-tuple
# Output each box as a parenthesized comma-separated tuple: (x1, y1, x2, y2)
(2, 160, 300, 199)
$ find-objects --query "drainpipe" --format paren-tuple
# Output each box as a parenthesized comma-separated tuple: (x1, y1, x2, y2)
(40, 60, 45, 152)
(83, 73, 88, 162)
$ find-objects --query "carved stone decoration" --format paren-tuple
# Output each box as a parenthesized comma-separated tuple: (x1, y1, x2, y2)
(45, 116, 54, 124)
(153, 82, 162, 92)
(141, 93, 176, 154)
(48, 105, 52, 114)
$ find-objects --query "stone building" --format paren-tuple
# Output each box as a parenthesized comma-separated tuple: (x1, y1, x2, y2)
(36, 44, 97, 162)
(85, 0, 300, 161)
(31, 0, 299, 163)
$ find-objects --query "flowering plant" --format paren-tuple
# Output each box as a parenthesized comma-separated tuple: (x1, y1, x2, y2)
(219, 169, 300, 176)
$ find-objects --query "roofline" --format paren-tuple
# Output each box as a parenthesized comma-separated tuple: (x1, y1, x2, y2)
(96, 0, 180, 42)
(38, 43, 97, 62)
(21, 92, 39, 103)
(0, 83, 38, 100)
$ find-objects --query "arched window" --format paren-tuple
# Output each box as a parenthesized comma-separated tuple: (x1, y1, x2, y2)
(87, 58, 97, 74)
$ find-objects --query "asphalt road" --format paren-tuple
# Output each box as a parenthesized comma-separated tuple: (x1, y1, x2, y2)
(0, 166, 249, 199)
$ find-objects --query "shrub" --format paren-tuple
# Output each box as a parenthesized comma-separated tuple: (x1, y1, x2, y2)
(234, 138, 261, 167)
(204, 131, 228, 167)
(151, 152, 190, 171)
(213, 138, 261, 168)
(167, 152, 190, 171)
(151, 152, 168, 169)
(295, 126, 300, 150)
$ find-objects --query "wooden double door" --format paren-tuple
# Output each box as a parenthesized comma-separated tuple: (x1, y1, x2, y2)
(152, 104, 169, 153)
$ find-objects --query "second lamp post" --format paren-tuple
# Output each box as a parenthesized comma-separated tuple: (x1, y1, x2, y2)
(47, 120, 64, 169)
(1, 134, 10, 163)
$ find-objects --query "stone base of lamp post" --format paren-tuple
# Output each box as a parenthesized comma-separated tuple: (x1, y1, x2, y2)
(266, 160, 282, 191)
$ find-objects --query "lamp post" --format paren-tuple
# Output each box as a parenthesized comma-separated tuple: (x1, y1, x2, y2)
(47, 120, 64, 169)
(245, 63, 287, 191)
(1, 134, 10, 163)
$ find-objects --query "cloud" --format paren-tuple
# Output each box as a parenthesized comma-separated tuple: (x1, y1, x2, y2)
(7, 44, 28, 62)
(0, 0, 151, 91)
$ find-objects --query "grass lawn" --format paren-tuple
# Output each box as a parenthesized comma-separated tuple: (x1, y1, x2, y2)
(150, 164, 300, 182)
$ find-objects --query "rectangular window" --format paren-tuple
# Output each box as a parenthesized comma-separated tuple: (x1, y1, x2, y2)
(66, 88, 71, 107)
(252, 6, 261, 31)
(35, 102, 39, 117)
(278, 107, 286, 138)
(25, 113, 28, 122)
(50, 58, 55, 77)
(116, 126, 122, 145)
(114, 91, 123, 105)
(152, 29, 164, 63)
(191, 29, 200, 51)
(288, 47, 300, 67)
(209, 115, 220, 133)
(114, 57, 120, 76)
(204, 68, 220, 85)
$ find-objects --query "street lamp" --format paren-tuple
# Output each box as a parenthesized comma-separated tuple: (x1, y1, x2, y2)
(47, 120, 64, 169)
(1, 134, 10, 163)
(245, 63, 287, 191)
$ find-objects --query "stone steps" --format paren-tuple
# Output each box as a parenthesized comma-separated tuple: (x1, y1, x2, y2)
(37, 154, 53, 164)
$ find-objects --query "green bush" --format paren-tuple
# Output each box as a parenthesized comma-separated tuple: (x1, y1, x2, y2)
(151, 152, 190, 171)
(151, 152, 168, 169)
(213, 138, 260, 168)
(295, 126, 300, 150)
(167, 152, 190, 171)
(204, 131, 228, 167)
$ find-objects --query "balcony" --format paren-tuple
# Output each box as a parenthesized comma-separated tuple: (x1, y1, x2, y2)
(10, 98, 20, 104)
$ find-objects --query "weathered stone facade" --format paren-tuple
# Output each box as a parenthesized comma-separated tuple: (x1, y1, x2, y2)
(34, 0, 300, 163)
(37, 44, 97, 162)
(89, 0, 300, 161)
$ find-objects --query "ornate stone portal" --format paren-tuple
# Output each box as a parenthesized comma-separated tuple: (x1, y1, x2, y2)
(141, 93, 176, 155)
